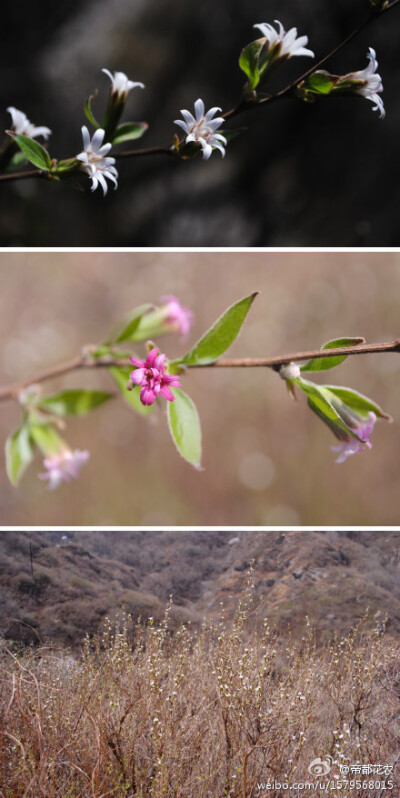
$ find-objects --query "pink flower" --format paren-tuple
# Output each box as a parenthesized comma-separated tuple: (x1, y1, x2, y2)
(331, 411, 376, 463)
(160, 295, 193, 337)
(129, 348, 181, 406)
(39, 449, 90, 490)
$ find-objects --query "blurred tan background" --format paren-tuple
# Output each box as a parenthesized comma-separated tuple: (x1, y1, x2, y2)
(0, 252, 400, 527)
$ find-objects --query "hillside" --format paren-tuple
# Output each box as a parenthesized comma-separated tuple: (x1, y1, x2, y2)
(1, 530, 399, 647)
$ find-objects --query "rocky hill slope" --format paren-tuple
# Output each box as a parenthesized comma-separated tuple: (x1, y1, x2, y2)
(1, 530, 399, 647)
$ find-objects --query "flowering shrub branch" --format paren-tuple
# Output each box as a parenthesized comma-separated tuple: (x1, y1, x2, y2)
(0, 0, 399, 190)
(0, 293, 397, 489)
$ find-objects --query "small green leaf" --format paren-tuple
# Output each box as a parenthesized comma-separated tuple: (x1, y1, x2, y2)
(323, 385, 392, 421)
(111, 122, 148, 145)
(167, 388, 202, 469)
(239, 39, 264, 90)
(179, 292, 258, 366)
(104, 304, 155, 345)
(5, 425, 34, 486)
(55, 158, 80, 174)
(301, 337, 365, 373)
(84, 92, 100, 128)
(294, 378, 361, 440)
(30, 424, 65, 454)
(39, 389, 114, 416)
(108, 366, 154, 416)
(10, 134, 52, 170)
(301, 71, 337, 95)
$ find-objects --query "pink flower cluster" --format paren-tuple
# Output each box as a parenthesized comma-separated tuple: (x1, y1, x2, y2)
(129, 348, 181, 406)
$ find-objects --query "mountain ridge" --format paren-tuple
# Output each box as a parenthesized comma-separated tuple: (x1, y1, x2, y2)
(1, 530, 399, 647)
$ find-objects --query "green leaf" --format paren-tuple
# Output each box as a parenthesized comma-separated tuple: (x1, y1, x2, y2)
(108, 366, 154, 416)
(301, 71, 337, 95)
(39, 389, 114, 416)
(239, 39, 264, 90)
(111, 122, 148, 145)
(10, 134, 52, 170)
(30, 424, 65, 454)
(294, 378, 361, 440)
(5, 425, 34, 486)
(323, 385, 392, 421)
(55, 158, 80, 174)
(104, 304, 155, 345)
(167, 388, 202, 469)
(84, 93, 100, 128)
(179, 292, 258, 366)
(301, 337, 365, 373)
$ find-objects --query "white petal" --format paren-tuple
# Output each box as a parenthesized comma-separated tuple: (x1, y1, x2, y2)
(174, 119, 190, 133)
(81, 125, 90, 151)
(180, 109, 196, 127)
(212, 133, 227, 144)
(31, 126, 52, 140)
(91, 128, 106, 153)
(200, 140, 212, 160)
(97, 172, 109, 196)
(204, 106, 222, 122)
(97, 142, 113, 158)
(194, 98, 205, 121)
(211, 139, 226, 157)
(102, 68, 114, 83)
(206, 117, 224, 132)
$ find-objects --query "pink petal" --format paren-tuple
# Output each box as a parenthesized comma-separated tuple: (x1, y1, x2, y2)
(145, 348, 159, 368)
(155, 353, 166, 370)
(140, 387, 156, 405)
(162, 375, 181, 387)
(129, 356, 145, 368)
(159, 385, 176, 401)
(130, 368, 145, 385)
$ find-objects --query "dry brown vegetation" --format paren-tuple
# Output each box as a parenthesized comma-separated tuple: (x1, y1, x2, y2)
(1, 583, 399, 798)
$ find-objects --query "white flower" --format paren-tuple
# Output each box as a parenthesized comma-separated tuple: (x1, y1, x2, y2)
(253, 20, 314, 59)
(7, 107, 51, 140)
(76, 126, 118, 195)
(102, 69, 144, 98)
(39, 449, 90, 490)
(280, 362, 301, 381)
(174, 98, 227, 160)
(348, 47, 385, 118)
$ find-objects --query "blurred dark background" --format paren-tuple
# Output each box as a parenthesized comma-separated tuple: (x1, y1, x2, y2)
(0, 0, 399, 246)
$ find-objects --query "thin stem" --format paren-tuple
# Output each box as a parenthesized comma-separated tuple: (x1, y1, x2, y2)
(1, 1, 399, 183)
(196, 339, 400, 368)
(113, 145, 174, 160)
(0, 168, 47, 183)
(1, 339, 399, 402)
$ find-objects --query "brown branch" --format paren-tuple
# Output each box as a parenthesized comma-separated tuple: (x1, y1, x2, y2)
(0, 168, 47, 183)
(113, 145, 174, 160)
(1, 1, 399, 183)
(1, 339, 400, 403)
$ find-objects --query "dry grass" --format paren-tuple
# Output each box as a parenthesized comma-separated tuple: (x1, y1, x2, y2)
(0, 582, 399, 798)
